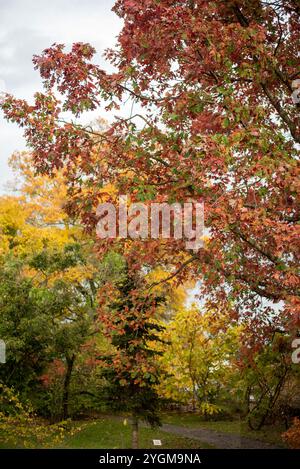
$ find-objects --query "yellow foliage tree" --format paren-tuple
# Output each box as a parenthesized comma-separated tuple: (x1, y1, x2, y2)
(0, 151, 97, 284)
(158, 307, 241, 416)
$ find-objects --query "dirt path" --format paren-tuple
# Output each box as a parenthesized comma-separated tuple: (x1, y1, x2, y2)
(159, 423, 280, 449)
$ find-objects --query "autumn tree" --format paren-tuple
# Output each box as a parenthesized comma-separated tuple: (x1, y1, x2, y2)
(0, 154, 106, 419)
(238, 331, 299, 430)
(0, 1, 299, 358)
(158, 306, 241, 416)
(98, 267, 166, 449)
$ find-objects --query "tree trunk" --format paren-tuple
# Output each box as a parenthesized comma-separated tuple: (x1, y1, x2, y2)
(192, 381, 197, 412)
(132, 416, 139, 449)
(62, 354, 75, 420)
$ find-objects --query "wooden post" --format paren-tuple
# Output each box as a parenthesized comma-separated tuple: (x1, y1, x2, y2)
(132, 416, 139, 449)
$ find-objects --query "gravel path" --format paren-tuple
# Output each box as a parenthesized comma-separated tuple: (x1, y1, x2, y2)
(159, 423, 280, 449)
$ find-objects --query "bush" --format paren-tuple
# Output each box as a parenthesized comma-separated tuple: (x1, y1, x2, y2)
(0, 383, 78, 448)
(282, 418, 300, 449)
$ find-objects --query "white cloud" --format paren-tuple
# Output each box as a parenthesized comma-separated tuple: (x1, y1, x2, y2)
(0, 78, 6, 93)
(0, 0, 122, 192)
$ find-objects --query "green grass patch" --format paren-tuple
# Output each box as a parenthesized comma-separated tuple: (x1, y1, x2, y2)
(61, 418, 212, 449)
(0, 417, 213, 449)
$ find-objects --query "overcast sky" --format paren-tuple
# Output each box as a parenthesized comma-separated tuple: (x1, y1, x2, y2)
(0, 0, 122, 192)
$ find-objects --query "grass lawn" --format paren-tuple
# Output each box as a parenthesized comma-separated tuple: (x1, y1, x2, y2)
(61, 418, 213, 449)
(0, 416, 213, 449)
(162, 413, 287, 447)
(1, 414, 287, 449)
